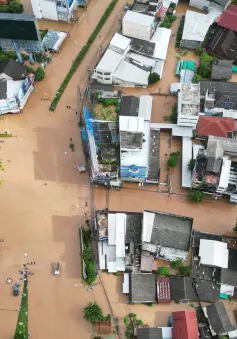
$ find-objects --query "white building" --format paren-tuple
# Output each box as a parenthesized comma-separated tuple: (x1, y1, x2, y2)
(109, 33, 131, 55)
(189, 0, 229, 12)
(151, 27, 171, 78)
(122, 11, 155, 41)
(93, 49, 123, 85)
(180, 10, 221, 49)
(113, 60, 149, 88)
(199, 239, 229, 268)
(177, 83, 200, 128)
(31, 0, 77, 21)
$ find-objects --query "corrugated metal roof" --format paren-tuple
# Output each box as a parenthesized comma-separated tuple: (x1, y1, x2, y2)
(138, 95, 153, 121)
(151, 27, 171, 60)
(182, 137, 192, 188)
(123, 10, 154, 26)
(108, 214, 116, 245)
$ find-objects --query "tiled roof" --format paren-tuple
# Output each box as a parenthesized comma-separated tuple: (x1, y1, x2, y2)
(196, 116, 235, 138)
(211, 59, 233, 80)
(206, 301, 234, 335)
(217, 4, 237, 32)
(172, 311, 199, 339)
(129, 273, 157, 303)
(137, 328, 163, 339)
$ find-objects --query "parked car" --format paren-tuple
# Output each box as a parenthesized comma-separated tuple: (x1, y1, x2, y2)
(13, 283, 19, 296)
(53, 262, 60, 276)
(78, 164, 86, 172)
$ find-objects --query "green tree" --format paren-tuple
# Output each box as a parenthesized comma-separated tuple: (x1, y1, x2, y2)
(192, 74, 201, 83)
(189, 190, 204, 203)
(233, 220, 237, 235)
(123, 316, 129, 325)
(232, 0, 237, 4)
(8, 1, 24, 13)
(148, 72, 160, 84)
(170, 258, 183, 269)
(85, 261, 97, 285)
(167, 151, 180, 167)
(179, 265, 191, 277)
(170, 104, 177, 123)
(83, 302, 103, 324)
(35, 66, 45, 81)
(157, 266, 170, 276)
(0, 4, 9, 12)
(187, 159, 195, 171)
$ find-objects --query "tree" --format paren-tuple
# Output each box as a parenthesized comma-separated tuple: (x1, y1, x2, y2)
(233, 220, 237, 235)
(170, 258, 183, 269)
(192, 74, 201, 83)
(170, 104, 177, 123)
(123, 316, 129, 325)
(83, 302, 104, 324)
(148, 72, 160, 84)
(189, 190, 204, 203)
(232, 0, 237, 4)
(0, 4, 9, 12)
(187, 159, 195, 171)
(157, 266, 170, 276)
(179, 265, 191, 277)
(167, 151, 180, 167)
(85, 261, 97, 285)
(35, 66, 45, 81)
(8, 1, 24, 13)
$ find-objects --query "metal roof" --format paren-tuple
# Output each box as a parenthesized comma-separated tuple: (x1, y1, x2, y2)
(142, 210, 193, 251)
(138, 95, 152, 121)
(120, 96, 139, 117)
(96, 49, 122, 73)
(217, 4, 237, 32)
(137, 328, 163, 339)
(182, 137, 192, 188)
(199, 239, 229, 268)
(208, 136, 237, 155)
(182, 10, 221, 42)
(211, 59, 233, 80)
(140, 254, 153, 272)
(151, 27, 171, 60)
(205, 301, 234, 335)
(157, 277, 171, 303)
(123, 10, 154, 27)
(206, 157, 222, 173)
(130, 38, 155, 57)
(113, 60, 149, 86)
(109, 33, 131, 52)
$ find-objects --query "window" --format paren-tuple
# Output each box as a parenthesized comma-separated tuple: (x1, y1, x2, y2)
(104, 77, 110, 80)
(97, 75, 103, 79)
(97, 71, 103, 75)
(104, 72, 111, 75)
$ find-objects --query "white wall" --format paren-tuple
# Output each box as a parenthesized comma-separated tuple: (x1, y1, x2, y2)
(31, 0, 58, 20)
(123, 21, 152, 41)
(189, 0, 210, 10)
(94, 70, 113, 85)
(0, 73, 12, 81)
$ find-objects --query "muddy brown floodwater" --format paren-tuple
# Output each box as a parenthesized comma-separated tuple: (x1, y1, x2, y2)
(0, 0, 237, 338)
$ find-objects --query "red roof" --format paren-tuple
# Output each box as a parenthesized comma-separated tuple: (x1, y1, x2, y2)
(217, 4, 237, 32)
(157, 277, 171, 303)
(196, 116, 236, 137)
(172, 311, 199, 339)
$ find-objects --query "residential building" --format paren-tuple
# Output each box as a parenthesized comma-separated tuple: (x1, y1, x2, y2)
(122, 11, 155, 41)
(0, 59, 27, 81)
(31, 0, 77, 21)
(151, 27, 171, 78)
(142, 209, 193, 261)
(177, 83, 200, 128)
(203, 301, 235, 336)
(129, 273, 157, 303)
(157, 277, 171, 304)
(204, 24, 237, 60)
(172, 311, 199, 339)
(120, 96, 160, 183)
(180, 10, 221, 49)
(189, 0, 229, 12)
(109, 33, 131, 55)
(137, 327, 172, 339)
(83, 84, 120, 186)
(211, 59, 233, 80)
(199, 239, 229, 268)
(200, 80, 237, 119)
(217, 4, 237, 32)
(113, 60, 150, 87)
(170, 276, 220, 303)
(119, 96, 139, 117)
(98, 211, 143, 272)
(195, 116, 236, 138)
(219, 248, 237, 288)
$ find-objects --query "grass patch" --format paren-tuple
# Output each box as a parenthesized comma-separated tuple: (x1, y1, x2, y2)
(14, 280, 28, 339)
(0, 133, 12, 137)
(49, 0, 118, 111)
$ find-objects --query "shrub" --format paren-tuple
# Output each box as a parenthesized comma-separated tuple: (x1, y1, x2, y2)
(160, 15, 176, 28)
(35, 66, 45, 81)
(179, 265, 191, 277)
(157, 266, 170, 276)
(83, 302, 103, 324)
(85, 260, 97, 285)
(189, 190, 204, 203)
(171, 104, 177, 123)
(196, 50, 215, 78)
(187, 159, 195, 171)
(232, 0, 237, 4)
(50, 0, 118, 111)
(167, 151, 180, 167)
(124, 316, 129, 325)
(0, 4, 8, 12)
(25, 65, 36, 74)
(233, 220, 237, 235)
(69, 143, 75, 152)
(192, 74, 201, 83)
(170, 258, 183, 269)
(148, 72, 160, 84)
(175, 16, 184, 48)
(8, 1, 23, 13)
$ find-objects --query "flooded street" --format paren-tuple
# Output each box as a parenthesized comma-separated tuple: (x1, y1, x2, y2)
(0, 0, 237, 338)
